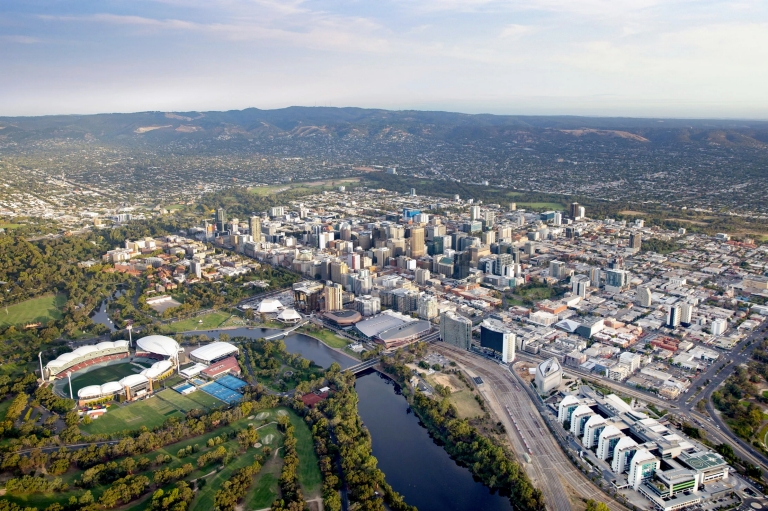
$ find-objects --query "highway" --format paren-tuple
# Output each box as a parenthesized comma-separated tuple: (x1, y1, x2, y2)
(433, 343, 627, 511)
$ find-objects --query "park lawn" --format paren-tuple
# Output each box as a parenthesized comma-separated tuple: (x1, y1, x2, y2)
(286, 408, 322, 496)
(70, 363, 142, 396)
(154, 388, 224, 413)
(300, 325, 350, 349)
(448, 388, 485, 420)
(190, 450, 262, 511)
(514, 202, 564, 211)
(0, 294, 66, 328)
(246, 457, 281, 509)
(80, 396, 185, 435)
(168, 311, 231, 332)
(517, 287, 553, 301)
(0, 399, 11, 420)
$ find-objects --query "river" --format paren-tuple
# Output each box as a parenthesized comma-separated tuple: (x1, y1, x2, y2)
(198, 327, 514, 511)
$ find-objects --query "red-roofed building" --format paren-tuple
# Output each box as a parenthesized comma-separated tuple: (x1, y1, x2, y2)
(300, 390, 329, 408)
(201, 356, 241, 379)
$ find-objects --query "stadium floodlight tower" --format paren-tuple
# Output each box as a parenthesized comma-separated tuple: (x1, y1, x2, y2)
(126, 324, 133, 348)
(67, 371, 73, 400)
(38, 352, 44, 383)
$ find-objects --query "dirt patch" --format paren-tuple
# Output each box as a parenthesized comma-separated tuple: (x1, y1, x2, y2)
(276, 410, 288, 417)
(431, 373, 462, 392)
(256, 412, 269, 420)
(134, 125, 172, 134)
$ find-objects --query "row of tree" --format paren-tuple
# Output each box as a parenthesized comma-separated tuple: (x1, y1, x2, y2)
(381, 352, 545, 511)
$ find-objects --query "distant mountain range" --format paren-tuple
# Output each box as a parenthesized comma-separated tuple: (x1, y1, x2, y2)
(2, 106, 768, 148)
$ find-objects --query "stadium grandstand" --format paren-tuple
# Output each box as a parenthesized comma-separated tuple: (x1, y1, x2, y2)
(44, 341, 129, 380)
(135, 335, 181, 362)
(76, 360, 176, 405)
(189, 342, 239, 365)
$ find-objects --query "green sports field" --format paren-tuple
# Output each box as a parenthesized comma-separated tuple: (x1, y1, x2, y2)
(154, 388, 223, 412)
(81, 395, 187, 435)
(69, 363, 141, 396)
(0, 294, 66, 328)
(515, 202, 564, 211)
(167, 311, 231, 332)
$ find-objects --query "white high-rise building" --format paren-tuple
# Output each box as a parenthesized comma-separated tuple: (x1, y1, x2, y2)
(596, 425, 623, 460)
(558, 395, 581, 423)
(711, 318, 727, 336)
(611, 437, 639, 474)
(469, 205, 481, 221)
(417, 294, 438, 320)
(439, 311, 473, 350)
(535, 358, 562, 394)
(571, 274, 590, 298)
(628, 449, 658, 490)
(680, 302, 694, 325)
(667, 305, 681, 328)
(570, 405, 594, 437)
(582, 415, 607, 449)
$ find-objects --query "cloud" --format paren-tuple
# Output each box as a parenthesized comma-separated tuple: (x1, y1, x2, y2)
(0, 35, 42, 44)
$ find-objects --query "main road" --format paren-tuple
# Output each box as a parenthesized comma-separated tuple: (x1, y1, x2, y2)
(432, 343, 627, 511)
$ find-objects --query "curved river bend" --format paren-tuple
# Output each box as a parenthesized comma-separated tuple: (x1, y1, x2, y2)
(196, 328, 515, 511)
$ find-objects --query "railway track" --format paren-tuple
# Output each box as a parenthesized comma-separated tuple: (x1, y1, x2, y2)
(433, 344, 627, 511)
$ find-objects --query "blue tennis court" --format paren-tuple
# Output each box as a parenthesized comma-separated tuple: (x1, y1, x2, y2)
(200, 382, 242, 404)
(174, 383, 195, 394)
(216, 375, 247, 392)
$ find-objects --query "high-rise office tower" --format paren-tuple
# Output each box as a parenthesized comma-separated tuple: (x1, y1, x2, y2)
(216, 208, 226, 232)
(590, 267, 602, 287)
(549, 260, 567, 280)
(330, 261, 348, 285)
(415, 268, 431, 285)
(680, 302, 694, 326)
(571, 275, 590, 298)
(408, 227, 425, 258)
(569, 202, 579, 219)
(667, 305, 681, 328)
(339, 222, 352, 241)
(470, 205, 481, 221)
(249, 216, 261, 241)
(629, 233, 642, 250)
(440, 311, 472, 350)
(605, 269, 629, 290)
(323, 283, 344, 311)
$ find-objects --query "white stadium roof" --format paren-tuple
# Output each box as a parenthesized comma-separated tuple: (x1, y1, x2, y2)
(119, 374, 149, 388)
(45, 341, 130, 371)
(190, 342, 239, 363)
(77, 385, 102, 399)
(141, 359, 174, 379)
(136, 335, 180, 357)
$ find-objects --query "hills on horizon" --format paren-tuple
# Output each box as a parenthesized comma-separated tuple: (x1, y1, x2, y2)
(2, 106, 768, 149)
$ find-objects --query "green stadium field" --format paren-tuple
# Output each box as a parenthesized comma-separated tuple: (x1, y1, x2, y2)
(0, 294, 66, 328)
(155, 389, 223, 412)
(69, 363, 141, 396)
(81, 395, 185, 435)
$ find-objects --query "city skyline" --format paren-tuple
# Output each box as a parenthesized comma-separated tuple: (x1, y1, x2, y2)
(1, 0, 767, 118)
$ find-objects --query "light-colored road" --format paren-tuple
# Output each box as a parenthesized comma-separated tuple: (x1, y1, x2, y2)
(433, 344, 627, 511)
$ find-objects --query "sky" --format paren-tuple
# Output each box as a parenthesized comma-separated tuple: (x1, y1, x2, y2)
(1, 0, 768, 118)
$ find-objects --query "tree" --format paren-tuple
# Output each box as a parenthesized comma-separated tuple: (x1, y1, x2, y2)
(585, 499, 610, 511)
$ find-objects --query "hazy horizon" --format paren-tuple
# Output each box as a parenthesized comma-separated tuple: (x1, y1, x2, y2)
(2, 0, 767, 118)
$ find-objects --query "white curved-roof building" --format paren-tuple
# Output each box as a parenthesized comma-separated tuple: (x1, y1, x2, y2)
(257, 299, 283, 314)
(189, 342, 239, 364)
(44, 340, 130, 379)
(141, 359, 175, 379)
(277, 308, 301, 324)
(78, 380, 126, 400)
(119, 374, 149, 389)
(136, 335, 180, 358)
